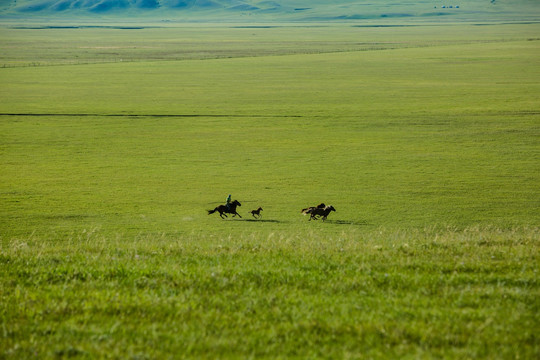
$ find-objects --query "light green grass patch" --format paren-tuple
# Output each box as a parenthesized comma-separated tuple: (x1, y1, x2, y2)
(1, 30, 539, 236)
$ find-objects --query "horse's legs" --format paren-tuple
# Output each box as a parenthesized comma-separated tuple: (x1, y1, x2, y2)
(236, 212, 242, 218)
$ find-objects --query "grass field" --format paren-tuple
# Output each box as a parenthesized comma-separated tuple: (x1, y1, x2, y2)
(1, 22, 539, 358)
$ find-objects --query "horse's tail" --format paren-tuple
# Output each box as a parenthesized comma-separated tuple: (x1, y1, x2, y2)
(208, 208, 217, 215)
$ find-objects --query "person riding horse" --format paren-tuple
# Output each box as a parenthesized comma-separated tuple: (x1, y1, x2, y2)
(208, 198, 242, 219)
(226, 194, 232, 210)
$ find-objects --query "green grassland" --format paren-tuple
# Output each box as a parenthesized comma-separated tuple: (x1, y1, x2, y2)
(1, 22, 539, 358)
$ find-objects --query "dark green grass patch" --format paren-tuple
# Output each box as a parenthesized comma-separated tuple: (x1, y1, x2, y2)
(1, 228, 539, 358)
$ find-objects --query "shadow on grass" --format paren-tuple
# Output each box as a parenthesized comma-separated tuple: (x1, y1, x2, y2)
(240, 219, 285, 223)
(221, 218, 366, 225)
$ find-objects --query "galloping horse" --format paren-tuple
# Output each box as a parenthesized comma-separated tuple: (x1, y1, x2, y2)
(250, 207, 263, 219)
(301, 203, 325, 215)
(208, 199, 242, 219)
(304, 205, 335, 221)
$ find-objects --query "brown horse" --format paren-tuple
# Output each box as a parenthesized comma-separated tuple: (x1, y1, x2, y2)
(208, 200, 242, 219)
(301, 203, 326, 217)
(304, 205, 335, 221)
(250, 207, 263, 219)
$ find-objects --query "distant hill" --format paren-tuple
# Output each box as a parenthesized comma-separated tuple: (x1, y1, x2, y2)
(0, 0, 539, 21)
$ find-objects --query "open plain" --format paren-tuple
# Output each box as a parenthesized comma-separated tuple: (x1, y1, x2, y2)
(1, 20, 539, 358)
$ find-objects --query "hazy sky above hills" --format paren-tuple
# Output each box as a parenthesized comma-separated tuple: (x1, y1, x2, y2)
(0, 0, 539, 21)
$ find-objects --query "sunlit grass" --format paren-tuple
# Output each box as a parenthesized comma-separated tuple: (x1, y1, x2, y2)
(2, 227, 538, 358)
(0, 22, 539, 358)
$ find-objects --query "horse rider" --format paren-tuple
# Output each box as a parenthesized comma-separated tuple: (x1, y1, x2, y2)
(226, 194, 232, 210)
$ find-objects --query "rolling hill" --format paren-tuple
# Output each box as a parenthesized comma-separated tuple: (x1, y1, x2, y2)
(0, 0, 539, 21)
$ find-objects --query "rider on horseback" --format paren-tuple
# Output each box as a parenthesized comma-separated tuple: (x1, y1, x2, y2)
(208, 197, 242, 219)
(226, 194, 232, 210)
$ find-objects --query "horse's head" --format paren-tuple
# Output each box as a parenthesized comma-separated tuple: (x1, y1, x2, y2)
(233, 200, 241, 206)
(327, 205, 336, 212)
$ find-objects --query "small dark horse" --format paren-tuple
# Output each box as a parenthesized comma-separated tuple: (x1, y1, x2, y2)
(208, 200, 242, 219)
(305, 205, 336, 221)
(250, 207, 263, 219)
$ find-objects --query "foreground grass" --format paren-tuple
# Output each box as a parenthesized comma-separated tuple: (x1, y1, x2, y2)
(1, 227, 539, 359)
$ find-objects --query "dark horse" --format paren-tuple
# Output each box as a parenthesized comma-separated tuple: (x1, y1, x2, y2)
(301, 203, 325, 215)
(304, 205, 336, 221)
(208, 200, 242, 219)
(250, 207, 263, 219)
